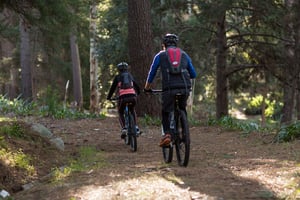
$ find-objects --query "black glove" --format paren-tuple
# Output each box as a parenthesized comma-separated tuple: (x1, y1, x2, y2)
(143, 88, 152, 93)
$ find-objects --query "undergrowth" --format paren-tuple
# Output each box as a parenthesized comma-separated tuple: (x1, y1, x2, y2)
(52, 146, 106, 182)
(0, 122, 24, 138)
(208, 116, 261, 134)
(276, 121, 300, 142)
(0, 94, 104, 120)
(1, 94, 299, 142)
(0, 122, 35, 179)
(208, 116, 300, 142)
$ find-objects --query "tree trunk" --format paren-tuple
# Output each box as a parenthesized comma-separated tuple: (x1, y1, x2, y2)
(1, 8, 18, 99)
(294, 1, 300, 120)
(89, 3, 99, 113)
(70, 31, 83, 109)
(20, 17, 33, 102)
(281, 0, 296, 124)
(128, 0, 160, 117)
(216, 13, 228, 119)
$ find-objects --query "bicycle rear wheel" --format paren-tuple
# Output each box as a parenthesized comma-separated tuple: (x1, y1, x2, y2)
(175, 110, 190, 167)
(128, 112, 137, 152)
(162, 144, 173, 163)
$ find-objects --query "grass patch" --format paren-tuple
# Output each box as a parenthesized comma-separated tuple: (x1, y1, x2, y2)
(140, 114, 161, 127)
(0, 148, 35, 177)
(0, 122, 25, 138)
(52, 146, 106, 182)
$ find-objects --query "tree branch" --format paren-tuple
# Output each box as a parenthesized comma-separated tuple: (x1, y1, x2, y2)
(225, 64, 264, 77)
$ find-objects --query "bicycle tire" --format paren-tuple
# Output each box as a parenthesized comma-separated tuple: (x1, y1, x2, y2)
(175, 109, 190, 167)
(128, 112, 137, 152)
(124, 112, 131, 145)
(162, 144, 173, 163)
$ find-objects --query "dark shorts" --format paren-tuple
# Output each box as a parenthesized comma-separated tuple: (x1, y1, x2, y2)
(162, 89, 189, 112)
(118, 94, 137, 112)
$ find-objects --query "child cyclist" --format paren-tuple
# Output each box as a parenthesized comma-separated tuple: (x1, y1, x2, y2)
(107, 62, 141, 138)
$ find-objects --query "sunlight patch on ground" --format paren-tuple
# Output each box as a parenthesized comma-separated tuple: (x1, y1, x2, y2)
(228, 158, 300, 199)
(229, 109, 247, 120)
(104, 109, 118, 118)
(0, 117, 13, 122)
(69, 174, 218, 200)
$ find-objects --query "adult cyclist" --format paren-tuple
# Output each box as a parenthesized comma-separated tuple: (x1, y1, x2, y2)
(144, 33, 197, 147)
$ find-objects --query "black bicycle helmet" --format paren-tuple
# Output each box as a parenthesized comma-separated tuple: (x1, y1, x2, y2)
(117, 62, 128, 71)
(163, 33, 179, 47)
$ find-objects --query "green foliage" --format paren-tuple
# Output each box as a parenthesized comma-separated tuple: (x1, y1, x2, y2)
(244, 95, 282, 119)
(276, 121, 300, 142)
(0, 95, 36, 116)
(0, 148, 35, 176)
(208, 116, 260, 134)
(140, 114, 161, 127)
(188, 115, 201, 126)
(36, 87, 104, 119)
(52, 146, 106, 182)
(0, 122, 24, 138)
(0, 94, 104, 120)
(41, 86, 61, 117)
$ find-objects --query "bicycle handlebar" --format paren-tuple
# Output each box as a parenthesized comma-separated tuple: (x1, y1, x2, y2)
(144, 88, 191, 96)
(143, 88, 163, 94)
(109, 96, 119, 101)
(151, 89, 163, 93)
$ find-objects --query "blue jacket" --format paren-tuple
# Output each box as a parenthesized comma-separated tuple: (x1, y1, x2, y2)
(146, 47, 196, 91)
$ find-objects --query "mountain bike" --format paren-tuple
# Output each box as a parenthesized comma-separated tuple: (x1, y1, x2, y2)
(149, 89, 190, 167)
(111, 97, 139, 152)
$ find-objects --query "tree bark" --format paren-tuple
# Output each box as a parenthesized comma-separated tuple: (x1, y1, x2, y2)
(216, 13, 228, 119)
(20, 16, 32, 102)
(70, 30, 83, 109)
(281, 0, 296, 124)
(128, 0, 160, 117)
(294, 1, 300, 120)
(89, 3, 99, 113)
(1, 8, 19, 99)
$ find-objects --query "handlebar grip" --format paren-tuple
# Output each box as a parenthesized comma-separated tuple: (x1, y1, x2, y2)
(143, 88, 152, 93)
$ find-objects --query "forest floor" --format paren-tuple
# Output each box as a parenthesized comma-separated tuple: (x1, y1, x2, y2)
(1, 114, 300, 200)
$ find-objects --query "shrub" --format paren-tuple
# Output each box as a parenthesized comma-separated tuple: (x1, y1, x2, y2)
(276, 121, 300, 142)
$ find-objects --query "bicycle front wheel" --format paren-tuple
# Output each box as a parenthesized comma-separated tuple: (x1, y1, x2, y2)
(162, 144, 173, 163)
(175, 110, 190, 167)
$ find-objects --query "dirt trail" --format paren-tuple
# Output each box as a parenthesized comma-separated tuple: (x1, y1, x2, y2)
(9, 116, 300, 200)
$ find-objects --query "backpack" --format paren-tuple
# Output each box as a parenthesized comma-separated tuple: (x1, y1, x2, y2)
(166, 47, 182, 74)
(119, 71, 134, 89)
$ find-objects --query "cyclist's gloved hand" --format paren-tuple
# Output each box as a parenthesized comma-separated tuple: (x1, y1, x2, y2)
(143, 88, 152, 94)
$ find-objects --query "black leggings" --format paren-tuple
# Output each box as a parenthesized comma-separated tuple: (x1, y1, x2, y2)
(118, 95, 137, 129)
(161, 89, 189, 134)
